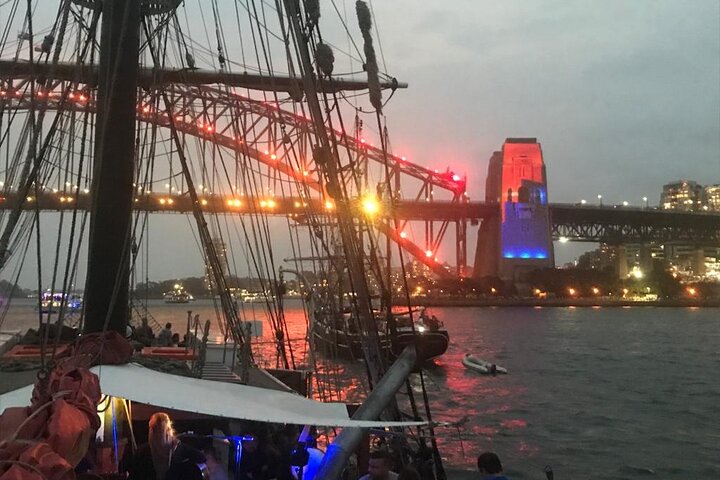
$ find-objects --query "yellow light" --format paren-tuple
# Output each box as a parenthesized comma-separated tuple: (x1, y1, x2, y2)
(227, 199, 233, 206)
(201, 199, 208, 206)
(167, 198, 174, 205)
(260, 200, 267, 208)
(399, 231, 407, 239)
(234, 199, 241, 207)
(159, 198, 166, 205)
(687, 287, 696, 296)
(270, 154, 277, 160)
(325, 200, 334, 210)
(534, 288, 541, 295)
(490, 287, 497, 294)
(294, 201, 301, 208)
(361, 195, 380, 216)
(425, 250, 433, 257)
(568, 287, 576, 296)
(592, 287, 600, 295)
(26, 196, 33, 202)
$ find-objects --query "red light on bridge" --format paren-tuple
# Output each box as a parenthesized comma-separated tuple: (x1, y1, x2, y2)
(425, 250, 433, 258)
(399, 231, 407, 239)
(452, 174, 461, 182)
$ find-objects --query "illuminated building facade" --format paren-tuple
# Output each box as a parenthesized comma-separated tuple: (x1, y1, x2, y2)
(660, 180, 703, 211)
(704, 184, 720, 212)
(474, 138, 554, 282)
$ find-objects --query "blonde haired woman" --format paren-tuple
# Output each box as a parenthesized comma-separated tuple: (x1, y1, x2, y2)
(128, 412, 206, 480)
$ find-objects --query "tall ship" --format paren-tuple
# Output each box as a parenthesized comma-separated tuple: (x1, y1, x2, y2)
(0, 0, 456, 479)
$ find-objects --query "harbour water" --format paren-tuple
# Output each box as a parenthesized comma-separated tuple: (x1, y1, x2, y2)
(2, 301, 718, 479)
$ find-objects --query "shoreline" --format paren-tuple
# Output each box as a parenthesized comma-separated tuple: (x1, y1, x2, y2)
(395, 297, 720, 308)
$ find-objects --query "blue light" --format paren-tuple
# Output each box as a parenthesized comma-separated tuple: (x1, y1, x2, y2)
(503, 249, 548, 260)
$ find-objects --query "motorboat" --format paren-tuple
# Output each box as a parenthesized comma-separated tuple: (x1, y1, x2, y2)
(39, 291, 82, 314)
(462, 353, 508, 374)
(163, 285, 193, 303)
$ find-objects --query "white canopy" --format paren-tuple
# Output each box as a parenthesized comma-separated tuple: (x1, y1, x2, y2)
(0, 363, 424, 428)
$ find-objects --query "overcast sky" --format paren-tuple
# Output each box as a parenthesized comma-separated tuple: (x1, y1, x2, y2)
(370, 0, 719, 204)
(3, 0, 720, 286)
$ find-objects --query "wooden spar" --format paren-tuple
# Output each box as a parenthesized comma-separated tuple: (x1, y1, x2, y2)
(0, 59, 407, 92)
(82, 0, 141, 333)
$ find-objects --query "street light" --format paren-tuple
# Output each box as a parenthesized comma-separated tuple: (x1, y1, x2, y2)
(642, 196, 648, 208)
(597, 194, 603, 206)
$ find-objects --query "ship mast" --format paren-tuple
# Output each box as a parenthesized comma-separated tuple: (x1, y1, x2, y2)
(83, 0, 141, 334)
(282, 0, 386, 386)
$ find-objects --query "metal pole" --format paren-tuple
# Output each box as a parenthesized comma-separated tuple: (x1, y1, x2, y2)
(315, 345, 417, 480)
(83, 0, 141, 334)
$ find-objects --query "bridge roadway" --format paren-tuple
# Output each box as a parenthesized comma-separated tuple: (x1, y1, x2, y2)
(2, 192, 719, 245)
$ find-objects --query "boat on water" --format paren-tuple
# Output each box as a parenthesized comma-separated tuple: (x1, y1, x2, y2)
(163, 290, 192, 303)
(163, 285, 194, 303)
(39, 290, 83, 314)
(462, 353, 508, 374)
(310, 302, 449, 361)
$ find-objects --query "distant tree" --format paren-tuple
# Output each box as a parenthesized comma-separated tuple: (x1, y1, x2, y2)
(647, 260, 681, 298)
(0, 279, 32, 298)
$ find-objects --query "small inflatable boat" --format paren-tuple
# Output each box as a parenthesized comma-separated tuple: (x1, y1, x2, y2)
(462, 353, 508, 374)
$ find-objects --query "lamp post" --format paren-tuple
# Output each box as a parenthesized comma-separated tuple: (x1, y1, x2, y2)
(597, 194, 603, 207)
(642, 196, 648, 209)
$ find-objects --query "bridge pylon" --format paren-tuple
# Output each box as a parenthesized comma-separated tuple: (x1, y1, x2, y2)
(473, 138, 554, 282)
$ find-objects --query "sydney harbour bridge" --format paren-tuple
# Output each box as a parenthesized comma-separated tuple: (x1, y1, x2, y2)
(0, 2, 718, 283)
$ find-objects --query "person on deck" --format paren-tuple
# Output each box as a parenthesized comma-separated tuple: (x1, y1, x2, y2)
(127, 412, 206, 480)
(157, 322, 173, 346)
(358, 450, 398, 480)
(135, 317, 155, 346)
(477, 452, 509, 480)
(236, 432, 276, 480)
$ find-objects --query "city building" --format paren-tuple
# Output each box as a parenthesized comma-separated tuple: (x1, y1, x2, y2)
(704, 184, 720, 212)
(660, 180, 703, 211)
